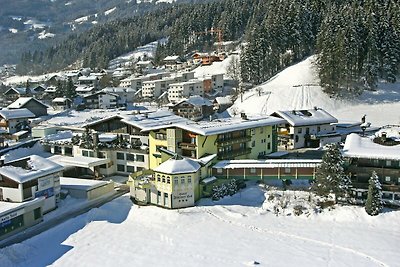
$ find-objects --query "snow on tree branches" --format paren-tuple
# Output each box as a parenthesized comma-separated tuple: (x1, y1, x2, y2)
(312, 143, 351, 202)
(365, 171, 383, 216)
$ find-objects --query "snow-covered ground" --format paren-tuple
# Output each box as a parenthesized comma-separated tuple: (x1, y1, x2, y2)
(108, 39, 167, 70)
(229, 56, 400, 126)
(1, 185, 398, 267)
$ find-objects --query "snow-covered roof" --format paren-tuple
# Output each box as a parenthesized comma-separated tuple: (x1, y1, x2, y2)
(121, 110, 189, 132)
(8, 97, 49, 109)
(0, 108, 35, 120)
(342, 133, 400, 160)
(213, 159, 322, 169)
(5, 87, 27, 95)
(0, 155, 63, 183)
(214, 96, 232, 105)
(175, 96, 213, 107)
(163, 55, 181, 61)
(201, 176, 217, 184)
(272, 108, 338, 126)
(52, 97, 72, 103)
(78, 76, 98, 81)
(102, 87, 135, 93)
(194, 154, 217, 165)
(136, 60, 153, 66)
(49, 155, 111, 168)
(0, 197, 44, 218)
(60, 177, 110, 191)
(154, 156, 201, 174)
(172, 115, 285, 136)
(75, 86, 95, 92)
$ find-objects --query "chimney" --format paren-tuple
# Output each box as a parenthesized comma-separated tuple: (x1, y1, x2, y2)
(241, 112, 247, 120)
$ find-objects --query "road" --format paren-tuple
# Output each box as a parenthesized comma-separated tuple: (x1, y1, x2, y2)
(0, 186, 130, 248)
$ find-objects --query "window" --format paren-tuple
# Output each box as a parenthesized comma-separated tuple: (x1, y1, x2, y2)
(117, 164, 125, 172)
(317, 126, 321, 132)
(267, 143, 271, 150)
(157, 175, 161, 182)
(217, 168, 223, 174)
(260, 128, 264, 134)
(82, 150, 89, 157)
(156, 133, 166, 140)
(34, 207, 41, 220)
(136, 155, 145, 162)
(385, 176, 391, 182)
(126, 154, 135, 161)
(268, 134, 270, 138)
(188, 177, 192, 184)
(181, 177, 185, 184)
(295, 135, 299, 143)
(167, 177, 171, 184)
(250, 168, 256, 174)
(386, 160, 392, 167)
(137, 167, 143, 172)
(174, 178, 179, 186)
(162, 176, 166, 183)
(298, 128, 302, 134)
(252, 141, 255, 147)
(117, 152, 125, 160)
(251, 129, 255, 135)
(127, 165, 135, 173)
(284, 168, 291, 174)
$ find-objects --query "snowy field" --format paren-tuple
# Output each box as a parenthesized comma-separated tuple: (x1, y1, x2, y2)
(1, 185, 398, 267)
(229, 56, 400, 126)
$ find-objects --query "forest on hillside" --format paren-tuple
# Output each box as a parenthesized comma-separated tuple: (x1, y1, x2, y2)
(18, 0, 400, 96)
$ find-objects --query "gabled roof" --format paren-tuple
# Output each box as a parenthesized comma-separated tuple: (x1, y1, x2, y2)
(154, 155, 201, 174)
(84, 91, 118, 98)
(78, 75, 98, 81)
(8, 97, 49, 109)
(342, 133, 400, 160)
(0, 155, 63, 183)
(4, 87, 26, 95)
(0, 108, 35, 120)
(272, 108, 338, 127)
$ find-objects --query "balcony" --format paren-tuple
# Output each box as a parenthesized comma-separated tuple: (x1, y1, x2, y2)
(179, 142, 196, 150)
(218, 148, 251, 160)
(217, 135, 251, 147)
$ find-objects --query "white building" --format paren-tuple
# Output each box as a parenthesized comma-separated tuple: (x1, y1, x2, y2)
(168, 79, 204, 103)
(142, 78, 174, 99)
(84, 91, 119, 109)
(271, 108, 339, 149)
(102, 87, 136, 105)
(0, 155, 63, 213)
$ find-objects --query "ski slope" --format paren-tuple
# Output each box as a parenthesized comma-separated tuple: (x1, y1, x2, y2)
(0, 185, 398, 267)
(230, 56, 400, 126)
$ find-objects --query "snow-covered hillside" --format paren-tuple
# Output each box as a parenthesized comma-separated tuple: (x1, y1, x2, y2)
(230, 56, 400, 126)
(0, 185, 398, 267)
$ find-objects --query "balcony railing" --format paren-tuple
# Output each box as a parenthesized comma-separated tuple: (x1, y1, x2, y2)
(218, 148, 251, 160)
(179, 142, 197, 150)
(217, 135, 251, 147)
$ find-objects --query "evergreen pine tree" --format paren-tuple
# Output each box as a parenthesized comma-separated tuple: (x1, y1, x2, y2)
(365, 171, 383, 216)
(313, 143, 351, 202)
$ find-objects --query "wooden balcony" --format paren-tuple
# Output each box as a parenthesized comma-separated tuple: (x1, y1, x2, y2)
(217, 135, 251, 147)
(179, 142, 197, 150)
(218, 148, 251, 160)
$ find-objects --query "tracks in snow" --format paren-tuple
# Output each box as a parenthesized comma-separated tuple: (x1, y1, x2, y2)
(201, 207, 388, 267)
